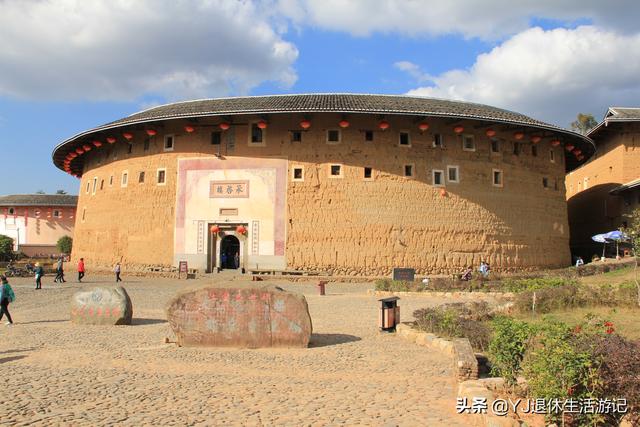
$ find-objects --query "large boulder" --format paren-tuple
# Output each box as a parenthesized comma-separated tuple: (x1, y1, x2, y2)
(166, 286, 312, 348)
(71, 287, 133, 325)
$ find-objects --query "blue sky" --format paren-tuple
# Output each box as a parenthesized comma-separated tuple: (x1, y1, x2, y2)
(1, 0, 639, 195)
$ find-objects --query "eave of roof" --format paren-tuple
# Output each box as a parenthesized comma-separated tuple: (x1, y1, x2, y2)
(0, 194, 78, 207)
(609, 178, 640, 195)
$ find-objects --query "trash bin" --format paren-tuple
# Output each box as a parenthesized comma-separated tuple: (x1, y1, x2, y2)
(317, 280, 327, 296)
(378, 296, 400, 332)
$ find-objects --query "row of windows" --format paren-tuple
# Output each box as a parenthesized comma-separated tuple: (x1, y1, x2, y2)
(4, 208, 63, 218)
(86, 168, 166, 194)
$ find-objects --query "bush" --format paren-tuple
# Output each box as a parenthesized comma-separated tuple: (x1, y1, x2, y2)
(413, 302, 492, 351)
(56, 235, 73, 254)
(375, 279, 426, 292)
(0, 234, 13, 261)
(488, 316, 534, 385)
(501, 277, 577, 292)
(513, 284, 585, 314)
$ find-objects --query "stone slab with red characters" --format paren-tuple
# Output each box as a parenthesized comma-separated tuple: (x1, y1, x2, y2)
(166, 286, 312, 348)
(70, 286, 133, 325)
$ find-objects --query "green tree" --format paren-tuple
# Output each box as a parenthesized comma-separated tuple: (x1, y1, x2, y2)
(57, 235, 73, 254)
(56, 189, 67, 194)
(621, 207, 640, 306)
(35, 190, 46, 194)
(570, 113, 598, 135)
(0, 234, 14, 261)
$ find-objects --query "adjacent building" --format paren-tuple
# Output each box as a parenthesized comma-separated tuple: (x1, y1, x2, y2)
(0, 194, 78, 256)
(52, 94, 594, 275)
(566, 107, 640, 259)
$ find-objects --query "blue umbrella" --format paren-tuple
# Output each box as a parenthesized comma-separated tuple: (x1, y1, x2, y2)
(603, 230, 629, 258)
(592, 233, 608, 259)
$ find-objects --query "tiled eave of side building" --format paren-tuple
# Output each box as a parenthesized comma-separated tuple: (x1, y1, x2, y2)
(52, 93, 595, 174)
(588, 107, 640, 140)
(609, 178, 640, 195)
(0, 194, 78, 207)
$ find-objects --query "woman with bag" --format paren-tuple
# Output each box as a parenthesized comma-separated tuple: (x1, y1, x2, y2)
(34, 262, 44, 290)
(0, 275, 15, 325)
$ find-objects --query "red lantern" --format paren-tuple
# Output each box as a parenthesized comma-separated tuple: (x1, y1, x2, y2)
(145, 129, 157, 137)
(299, 119, 311, 129)
(514, 132, 524, 140)
(219, 122, 230, 131)
(573, 149, 582, 156)
(453, 125, 464, 134)
(69, 152, 78, 158)
(83, 144, 92, 151)
(106, 137, 116, 144)
(75, 148, 84, 154)
(551, 139, 561, 147)
(122, 132, 134, 140)
(184, 125, 195, 133)
(378, 120, 390, 130)
(210, 225, 220, 233)
(485, 129, 496, 137)
(338, 120, 350, 128)
(418, 122, 429, 132)
(531, 135, 542, 144)
(92, 140, 102, 147)
(236, 225, 247, 235)
(565, 144, 575, 151)
(257, 121, 267, 129)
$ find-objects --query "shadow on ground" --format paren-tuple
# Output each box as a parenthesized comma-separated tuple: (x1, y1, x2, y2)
(17, 319, 67, 325)
(0, 355, 27, 364)
(309, 333, 361, 348)
(131, 318, 167, 326)
(0, 348, 36, 355)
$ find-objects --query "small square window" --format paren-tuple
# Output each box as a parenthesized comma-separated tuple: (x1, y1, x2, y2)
(493, 169, 503, 187)
(550, 149, 556, 163)
(164, 135, 174, 151)
(543, 177, 549, 188)
(250, 123, 264, 144)
(363, 167, 373, 179)
(404, 164, 413, 177)
(364, 130, 374, 142)
(144, 138, 150, 151)
(491, 139, 500, 153)
(139, 171, 145, 183)
(329, 164, 342, 178)
(399, 132, 411, 146)
(292, 167, 304, 181)
(462, 135, 475, 151)
(432, 170, 444, 186)
(34, 210, 40, 218)
(447, 166, 459, 183)
(53, 210, 61, 218)
(433, 134, 444, 148)
(532, 145, 538, 157)
(8, 208, 14, 215)
(211, 131, 222, 145)
(291, 131, 302, 142)
(157, 169, 166, 185)
(327, 129, 341, 144)
(121, 172, 128, 187)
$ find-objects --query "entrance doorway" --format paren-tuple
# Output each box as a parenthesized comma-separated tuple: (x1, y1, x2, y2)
(220, 235, 240, 270)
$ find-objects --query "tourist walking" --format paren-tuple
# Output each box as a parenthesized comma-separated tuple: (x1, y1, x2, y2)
(0, 275, 15, 325)
(114, 262, 122, 282)
(77, 258, 85, 282)
(34, 262, 44, 290)
(461, 266, 473, 281)
(234, 252, 240, 269)
(478, 261, 490, 279)
(54, 257, 66, 283)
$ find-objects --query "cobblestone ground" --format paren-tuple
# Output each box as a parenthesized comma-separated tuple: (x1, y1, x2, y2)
(0, 275, 472, 426)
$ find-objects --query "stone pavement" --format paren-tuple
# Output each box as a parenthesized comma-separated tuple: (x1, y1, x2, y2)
(0, 275, 472, 426)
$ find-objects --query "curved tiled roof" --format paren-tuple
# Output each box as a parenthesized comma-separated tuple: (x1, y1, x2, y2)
(0, 194, 78, 207)
(52, 93, 594, 173)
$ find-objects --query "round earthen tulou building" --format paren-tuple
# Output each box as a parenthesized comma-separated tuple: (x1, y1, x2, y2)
(53, 94, 594, 275)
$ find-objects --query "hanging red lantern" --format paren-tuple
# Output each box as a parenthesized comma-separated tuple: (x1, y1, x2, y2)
(514, 132, 524, 140)
(184, 125, 195, 133)
(145, 129, 157, 137)
(338, 120, 350, 128)
(257, 121, 267, 129)
(550, 139, 561, 147)
(75, 148, 84, 154)
(299, 119, 311, 129)
(485, 129, 496, 137)
(219, 122, 230, 131)
(92, 140, 102, 147)
(122, 132, 134, 140)
(573, 149, 582, 156)
(453, 125, 464, 134)
(565, 144, 575, 151)
(236, 225, 247, 235)
(418, 122, 429, 132)
(69, 152, 78, 158)
(106, 137, 116, 144)
(531, 135, 542, 143)
(82, 144, 92, 151)
(210, 225, 220, 233)
(378, 120, 390, 130)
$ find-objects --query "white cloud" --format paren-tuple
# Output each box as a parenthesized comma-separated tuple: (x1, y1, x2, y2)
(0, 0, 298, 101)
(403, 26, 640, 126)
(276, 0, 640, 40)
(393, 61, 432, 83)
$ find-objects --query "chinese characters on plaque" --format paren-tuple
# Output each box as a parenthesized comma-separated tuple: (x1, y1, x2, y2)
(209, 180, 250, 198)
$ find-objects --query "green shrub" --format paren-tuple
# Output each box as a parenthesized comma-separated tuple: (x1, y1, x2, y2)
(513, 284, 586, 314)
(0, 234, 13, 261)
(375, 279, 427, 292)
(488, 316, 534, 385)
(501, 277, 577, 292)
(56, 235, 73, 254)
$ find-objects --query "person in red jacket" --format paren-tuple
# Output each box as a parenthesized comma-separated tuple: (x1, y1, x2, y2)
(77, 258, 85, 283)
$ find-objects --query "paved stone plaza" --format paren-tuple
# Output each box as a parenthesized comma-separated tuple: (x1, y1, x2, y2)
(0, 276, 473, 426)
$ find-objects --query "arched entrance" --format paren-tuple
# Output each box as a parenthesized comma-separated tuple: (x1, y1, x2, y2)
(220, 235, 240, 270)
